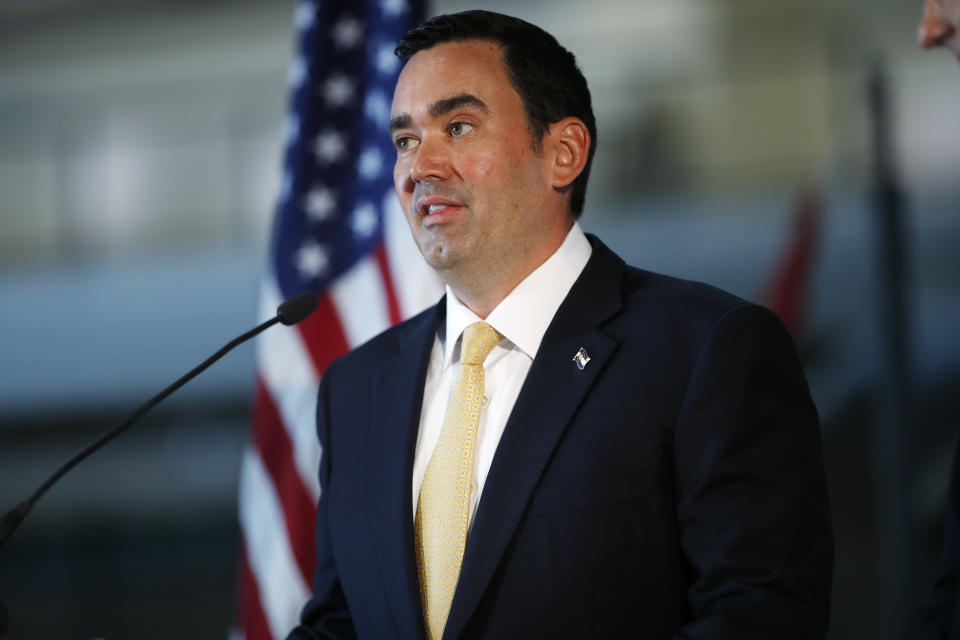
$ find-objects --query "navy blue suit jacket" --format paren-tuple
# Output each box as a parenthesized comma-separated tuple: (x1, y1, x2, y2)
(905, 433, 960, 639)
(290, 236, 833, 639)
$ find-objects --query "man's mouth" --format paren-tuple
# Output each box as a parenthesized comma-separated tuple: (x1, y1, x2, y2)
(416, 196, 464, 220)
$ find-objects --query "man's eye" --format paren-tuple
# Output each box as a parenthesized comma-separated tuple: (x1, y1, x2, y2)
(394, 136, 411, 151)
(450, 122, 473, 137)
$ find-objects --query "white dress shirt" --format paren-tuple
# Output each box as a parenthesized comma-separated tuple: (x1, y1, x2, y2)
(411, 222, 593, 527)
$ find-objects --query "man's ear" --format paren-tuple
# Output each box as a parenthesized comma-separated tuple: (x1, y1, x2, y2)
(547, 117, 590, 190)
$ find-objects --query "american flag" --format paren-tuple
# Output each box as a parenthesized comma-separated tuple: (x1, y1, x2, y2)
(236, 1, 434, 638)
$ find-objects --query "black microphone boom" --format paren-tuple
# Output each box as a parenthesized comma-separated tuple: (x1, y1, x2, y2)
(0, 291, 318, 551)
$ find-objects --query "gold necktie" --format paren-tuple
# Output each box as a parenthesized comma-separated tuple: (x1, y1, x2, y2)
(415, 321, 503, 640)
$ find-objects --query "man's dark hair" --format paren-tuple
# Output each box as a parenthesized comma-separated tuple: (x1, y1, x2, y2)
(395, 10, 597, 219)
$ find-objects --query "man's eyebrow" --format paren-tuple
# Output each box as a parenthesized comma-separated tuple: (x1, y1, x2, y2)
(389, 113, 412, 135)
(428, 93, 488, 118)
(389, 94, 489, 135)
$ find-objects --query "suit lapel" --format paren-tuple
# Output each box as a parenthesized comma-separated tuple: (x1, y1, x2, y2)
(367, 302, 443, 640)
(443, 237, 627, 640)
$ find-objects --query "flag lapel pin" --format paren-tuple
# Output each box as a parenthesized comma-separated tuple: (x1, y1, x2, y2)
(572, 347, 591, 370)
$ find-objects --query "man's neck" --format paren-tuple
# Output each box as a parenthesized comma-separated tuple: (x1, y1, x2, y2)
(446, 285, 511, 320)
(444, 218, 576, 319)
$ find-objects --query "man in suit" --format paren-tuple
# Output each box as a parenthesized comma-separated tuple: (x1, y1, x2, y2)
(289, 10, 833, 639)
(904, 3, 960, 637)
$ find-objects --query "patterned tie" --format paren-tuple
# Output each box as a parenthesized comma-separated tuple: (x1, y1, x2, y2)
(415, 321, 503, 640)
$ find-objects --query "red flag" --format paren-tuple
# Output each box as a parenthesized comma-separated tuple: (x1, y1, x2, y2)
(762, 186, 822, 341)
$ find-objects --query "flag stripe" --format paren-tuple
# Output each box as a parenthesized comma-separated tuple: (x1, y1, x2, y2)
(330, 252, 392, 348)
(297, 293, 353, 373)
(240, 448, 312, 639)
(375, 241, 404, 325)
(252, 380, 320, 586)
(257, 280, 322, 500)
(239, 542, 274, 640)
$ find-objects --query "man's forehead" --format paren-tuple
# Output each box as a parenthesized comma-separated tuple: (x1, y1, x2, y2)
(400, 38, 504, 71)
(391, 40, 506, 104)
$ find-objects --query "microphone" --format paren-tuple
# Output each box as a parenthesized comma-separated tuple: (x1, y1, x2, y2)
(0, 291, 318, 552)
(278, 290, 319, 325)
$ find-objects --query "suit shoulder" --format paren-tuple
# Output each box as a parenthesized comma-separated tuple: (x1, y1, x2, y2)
(621, 265, 753, 322)
(613, 264, 794, 355)
(618, 266, 798, 377)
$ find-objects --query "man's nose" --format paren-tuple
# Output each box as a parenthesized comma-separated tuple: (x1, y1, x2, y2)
(410, 135, 451, 183)
(918, 0, 955, 48)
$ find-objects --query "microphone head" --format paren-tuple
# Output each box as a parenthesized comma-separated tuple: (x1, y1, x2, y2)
(277, 291, 319, 326)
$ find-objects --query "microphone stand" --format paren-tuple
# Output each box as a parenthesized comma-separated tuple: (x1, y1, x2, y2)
(0, 291, 317, 635)
(0, 314, 277, 550)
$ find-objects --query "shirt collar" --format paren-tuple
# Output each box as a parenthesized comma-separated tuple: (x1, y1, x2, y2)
(442, 222, 592, 368)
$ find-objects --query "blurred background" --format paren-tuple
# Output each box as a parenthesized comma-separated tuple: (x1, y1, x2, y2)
(0, 0, 958, 638)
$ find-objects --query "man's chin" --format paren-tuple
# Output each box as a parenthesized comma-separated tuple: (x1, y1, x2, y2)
(417, 240, 461, 273)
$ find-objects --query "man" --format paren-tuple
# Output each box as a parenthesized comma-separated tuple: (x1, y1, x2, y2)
(289, 10, 833, 639)
(919, 0, 960, 59)
(904, 3, 960, 637)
